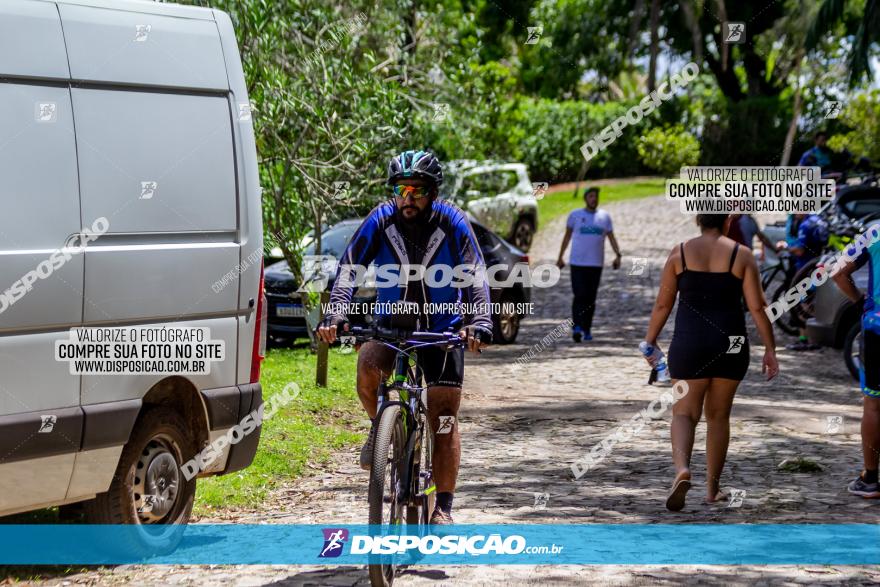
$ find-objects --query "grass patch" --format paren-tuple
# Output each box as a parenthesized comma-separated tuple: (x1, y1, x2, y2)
(538, 178, 667, 225)
(193, 343, 362, 514)
(777, 457, 823, 473)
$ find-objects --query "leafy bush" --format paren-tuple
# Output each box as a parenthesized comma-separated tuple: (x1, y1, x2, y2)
(510, 97, 682, 182)
(636, 125, 701, 176)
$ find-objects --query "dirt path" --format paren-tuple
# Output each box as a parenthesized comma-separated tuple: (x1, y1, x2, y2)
(30, 196, 880, 585)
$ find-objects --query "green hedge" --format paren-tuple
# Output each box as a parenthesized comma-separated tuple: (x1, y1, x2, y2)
(507, 97, 684, 182)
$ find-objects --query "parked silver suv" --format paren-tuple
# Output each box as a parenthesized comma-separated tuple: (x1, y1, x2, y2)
(443, 161, 540, 252)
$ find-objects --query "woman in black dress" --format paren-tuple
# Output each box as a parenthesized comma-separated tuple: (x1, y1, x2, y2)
(644, 214, 779, 511)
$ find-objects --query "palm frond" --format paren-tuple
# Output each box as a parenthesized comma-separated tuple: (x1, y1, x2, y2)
(847, 0, 879, 87)
(805, 0, 846, 50)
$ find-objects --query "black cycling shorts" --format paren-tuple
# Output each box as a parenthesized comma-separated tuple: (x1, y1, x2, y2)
(863, 329, 880, 397)
(359, 341, 464, 388)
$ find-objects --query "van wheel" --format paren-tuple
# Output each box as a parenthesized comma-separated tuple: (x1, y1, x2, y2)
(83, 407, 197, 555)
(511, 218, 534, 252)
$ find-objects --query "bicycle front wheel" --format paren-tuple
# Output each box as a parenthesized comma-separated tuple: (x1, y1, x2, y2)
(368, 405, 406, 587)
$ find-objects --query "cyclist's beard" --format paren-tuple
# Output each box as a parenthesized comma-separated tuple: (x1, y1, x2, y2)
(397, 201, 432, 225)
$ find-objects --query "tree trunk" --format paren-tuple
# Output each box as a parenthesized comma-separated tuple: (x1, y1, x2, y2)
(714, 0, 729, 71)
(304, 206, 323, 352)
(677, 0, 703, 64)
(626, 0, 647, 61)
(780, 52, 804, 166)
(647, 0, 660, 91)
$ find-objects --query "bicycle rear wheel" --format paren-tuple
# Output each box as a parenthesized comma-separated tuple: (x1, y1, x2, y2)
(368, 405, 405, 587)
(844, 322, 863, 382)
(768, 281, 800, 336)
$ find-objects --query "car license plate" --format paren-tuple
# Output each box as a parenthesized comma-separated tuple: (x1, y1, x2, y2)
(276, 303, 305, 318)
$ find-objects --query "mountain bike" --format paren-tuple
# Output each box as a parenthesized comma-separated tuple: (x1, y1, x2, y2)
(843, 321, 863, 382)
(784, 211, 880, 332)
(760, 250, 800, 335)
(345, 324, 465, 587)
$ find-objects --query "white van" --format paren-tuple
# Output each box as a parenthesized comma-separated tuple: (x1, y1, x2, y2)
(0, 0, 265, 530)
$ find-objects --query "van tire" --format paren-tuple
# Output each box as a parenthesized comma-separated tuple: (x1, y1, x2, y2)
(83, 407, 197, 555)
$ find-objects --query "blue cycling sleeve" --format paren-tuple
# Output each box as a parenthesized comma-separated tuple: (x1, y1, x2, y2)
(328, 207, 383, 319)
(453, 215, 493, 332)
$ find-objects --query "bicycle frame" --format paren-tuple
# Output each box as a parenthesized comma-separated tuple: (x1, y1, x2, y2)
(373, 351, 424, 507)
(353, 326, 462, 509)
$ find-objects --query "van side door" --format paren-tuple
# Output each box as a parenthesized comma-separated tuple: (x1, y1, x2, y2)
(0, 0, 83, 515)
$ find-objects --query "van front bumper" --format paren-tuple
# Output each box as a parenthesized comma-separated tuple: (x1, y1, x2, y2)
(200, 383, 263, 475)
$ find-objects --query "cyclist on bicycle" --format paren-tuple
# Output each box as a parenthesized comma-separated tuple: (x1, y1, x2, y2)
(317, 150, 492, 525)
(833, 221, 880, 498)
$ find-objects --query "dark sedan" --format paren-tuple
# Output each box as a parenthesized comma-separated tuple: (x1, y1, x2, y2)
(265, 216, 532, 344)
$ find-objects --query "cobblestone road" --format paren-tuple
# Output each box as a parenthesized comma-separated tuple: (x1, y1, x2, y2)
(34, 196, 879, 585)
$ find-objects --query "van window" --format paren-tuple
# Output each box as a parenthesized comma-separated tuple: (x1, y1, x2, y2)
(72, 89, 237, 233)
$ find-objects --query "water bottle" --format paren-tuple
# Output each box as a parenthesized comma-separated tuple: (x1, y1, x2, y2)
(639, 341, 672, 385)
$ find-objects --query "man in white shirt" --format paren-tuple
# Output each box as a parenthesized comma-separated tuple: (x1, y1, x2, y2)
(556, 187, 622, 342)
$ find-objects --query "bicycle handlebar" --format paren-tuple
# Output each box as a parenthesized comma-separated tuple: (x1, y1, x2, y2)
(343, 324, 467, 348)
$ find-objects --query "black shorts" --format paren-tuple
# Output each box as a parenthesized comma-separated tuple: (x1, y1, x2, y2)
(862, 329, 880, 397)
(359, 341, 464, 388)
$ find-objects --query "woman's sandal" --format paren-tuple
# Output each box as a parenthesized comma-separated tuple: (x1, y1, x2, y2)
(665, 476, 692, 511)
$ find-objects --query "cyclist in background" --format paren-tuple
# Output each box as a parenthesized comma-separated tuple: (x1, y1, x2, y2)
(833, 223, 880, 498)
(317, 150, 492, 525)
(778, 213, 829, 350)
(798, 131, 833, 172)
(782, 133, 834, 350)
(726, 214, 778, 260)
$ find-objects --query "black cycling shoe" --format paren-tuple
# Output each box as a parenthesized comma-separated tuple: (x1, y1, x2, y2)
(847, 474, 880, 498)
(572, 327, 583, 343)
(429, 509, 454, 525)
(786, 340, 820, 351)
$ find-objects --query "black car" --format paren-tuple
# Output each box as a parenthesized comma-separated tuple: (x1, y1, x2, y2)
(265, 217, 531, 344)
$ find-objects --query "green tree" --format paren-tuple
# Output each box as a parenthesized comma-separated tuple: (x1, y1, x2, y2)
(827, 90, 880, 160)
(807, 0, 880, 87)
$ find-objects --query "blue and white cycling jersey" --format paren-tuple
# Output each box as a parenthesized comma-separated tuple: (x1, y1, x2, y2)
(328, 199, 493, 333)
(850, 223, 880, 321)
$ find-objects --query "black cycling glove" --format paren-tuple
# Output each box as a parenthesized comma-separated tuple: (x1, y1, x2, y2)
(461, 324, 492, 345)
